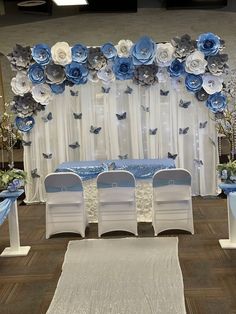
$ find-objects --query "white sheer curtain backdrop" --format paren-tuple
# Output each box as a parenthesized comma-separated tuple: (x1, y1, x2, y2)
(23, 78, 218, 203)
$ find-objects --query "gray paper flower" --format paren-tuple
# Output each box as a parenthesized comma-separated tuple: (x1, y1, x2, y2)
(7, 44, 33, 71)
(171, 34, 196, 59)
(133, 64, 158, 87)
(11, 93, 44, 117)
(45, 63, 66, 84)
(87, 47, 107, 71)
(207, 54, 228, 76)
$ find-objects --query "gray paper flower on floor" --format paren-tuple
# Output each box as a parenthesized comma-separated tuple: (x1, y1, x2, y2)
(11, 92, 45, 117)
(171, 34, 196, 59)
(207, 54, 228, 76)
(87, 47, 107, 71)
(133, 64, 158, 87)
(45, 63, 66, 84)
(7, 44, 33, 71)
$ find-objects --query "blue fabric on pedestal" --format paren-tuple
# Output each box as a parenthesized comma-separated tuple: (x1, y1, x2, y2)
(219, 183, 236, 195)
(0, 189, 24, 226)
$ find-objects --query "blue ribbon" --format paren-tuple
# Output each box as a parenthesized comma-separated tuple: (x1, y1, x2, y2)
(0, 199, 14, 225)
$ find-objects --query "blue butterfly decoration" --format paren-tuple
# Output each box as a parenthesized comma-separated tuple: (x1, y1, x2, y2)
(199, 121, 208, 128)
(124, 86, 133, 94)
(90, 126, 102, 134)
(31, 168, 40, 178)
(22, 140, 31, 146)
(168, 152, 178, 160)
(118, 154, 128, 160)
(42, 112, 53, 123)
(69, 141, 80, 149)
(194, 159, 203, 166)
(101, 86, 110, 94)
(160, 89, 169, 96)
(149, 128, 158, 135)
(141, 105, 149, 112)
(116, 112, 126, 120)
(73, 112, 82, 119)
(70, 90, 78, 97)
(179, 99, 191, 109)
(42, 153, 52, 159)
(179, 127, 189, 135)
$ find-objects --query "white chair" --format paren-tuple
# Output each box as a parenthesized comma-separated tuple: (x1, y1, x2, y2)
(152, 168, 194, 236)
(97, 170, 137, 237)
(44, 172, 88, 239)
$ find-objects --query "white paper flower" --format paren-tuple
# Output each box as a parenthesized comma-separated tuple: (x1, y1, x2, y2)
(51, 42, 72, 66)
(11, 72, 32, 96)
(156, 43, 175, 67)
(97, 65, 115, 84)
(32, 84, 52, 105)
(115, 39, 133, 58)
(202, 74, 223, 95)
(185, 51, 207, 75)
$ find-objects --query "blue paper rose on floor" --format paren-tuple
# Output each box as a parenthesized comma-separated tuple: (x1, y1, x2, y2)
(32, 44, 51, 66)
(65, 62, 88, 84)
(185, 74, 203, 92)
(113, 57, 134, 80)
(101, 43, 117, 60)
(28, 63, 46, 84)
(131, 36, 156, 66)
(206, 92, 227, 113)
(168, 60, 185, 77)
(72, 44, 88, 63)
(50, 82, 65, 94)
(197, 32, 220, 56)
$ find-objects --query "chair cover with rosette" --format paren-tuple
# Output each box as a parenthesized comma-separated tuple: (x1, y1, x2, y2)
(97, 170, 137, 237)
(44, 172, 87, 238)
(152, 168, 194, 236)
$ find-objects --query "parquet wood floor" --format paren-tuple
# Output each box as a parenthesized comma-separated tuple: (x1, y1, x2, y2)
(0, 197, 235, 314)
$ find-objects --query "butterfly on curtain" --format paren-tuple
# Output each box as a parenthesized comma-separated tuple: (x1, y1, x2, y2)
(101, 86, 111, 94)
(90, 126, 102, 134)
(179, 127, 189, 135)
(149, 128, 158, 135)
(22, 140, 31, 146)
(42, 153, 52, 159)
(199, 121, 208, 128)
(179, 99, 191, 109)
(160, 89, 169, 96)
(124, 86, 133, 94)
(31, 168, 40, 178)
(194, 159, 204, 166)
(70, 90, 78, 97)
(42, 112, 53, 123)
(116, 112, 127, 120)
(168, 152, 178, 160)
(73, 112, 82, 120)
(209, 137, 216, 146)
(118, 154, 128, 160)
(141, 105, 150, 112)
(69, 141, 80, 149)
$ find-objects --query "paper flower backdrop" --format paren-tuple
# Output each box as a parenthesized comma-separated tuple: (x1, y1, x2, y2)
(7, 33, 229, 131)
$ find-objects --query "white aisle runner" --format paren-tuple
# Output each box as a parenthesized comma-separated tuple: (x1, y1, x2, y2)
(46, 237, 186, 314)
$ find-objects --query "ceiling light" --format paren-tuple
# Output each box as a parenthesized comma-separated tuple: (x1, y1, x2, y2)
(52, 0, 88, 6)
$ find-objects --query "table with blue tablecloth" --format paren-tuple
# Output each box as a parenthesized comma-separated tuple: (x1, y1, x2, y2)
(55, 158, 175, 223)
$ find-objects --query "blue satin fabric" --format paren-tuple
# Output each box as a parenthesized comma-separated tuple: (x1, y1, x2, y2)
(0, 189, 24, 226)
(55, 158, 175, 181)
(219, 183, 236, 195)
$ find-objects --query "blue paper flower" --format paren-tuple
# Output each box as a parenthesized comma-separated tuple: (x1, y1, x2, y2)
(101, 43, 117, 60)
(113, 57, 134, 80)
(32, 43, 51, 66)
(185, 74, 203, 92)
(206, 92, 227, 113)
(71, 44, 88, 63)
(50, 82, 65, 94)
(65, 62, 88, 84)
(168, 59, 185, 77)
(197, 32, 220, 56)
(28, 63, 46, 84)
(131, 36, 156, 65)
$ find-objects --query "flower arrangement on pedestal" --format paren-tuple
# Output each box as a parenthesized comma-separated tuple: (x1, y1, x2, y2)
(0, 168, 27, 192)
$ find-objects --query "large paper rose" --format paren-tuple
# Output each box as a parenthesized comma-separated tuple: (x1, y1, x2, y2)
(71, 44, 88, 63)
(87, 47, 107, 71)
(32, 84, 53, 105)
(168, 59, 185, 77)
(206, 92, 227, 113)
(50, 82, 65, 94)
(197, 32, 221, 56)
(101, 43, 117, 60)
(156, 43, 175, 67)
(171, 34, 196, 59)
(51, 42, 72, 66)
(202, 74, 223, 95)
(133, 64, 158, 86)
(11, 93, 44, 117)
(185, 74, 203, 92)
(28, 63, 46, 84)
(97, 65, 115, 84)
(7, 44, 33, 71)
(45, 64, 65, 84)
(207, 54, 228, 76)
(131, 36, 156, 66)
(65, 62, 88, 84)
(11, 72, 32, 96)
(115, 39, 133, 57)
(113, 57, 134, 80)
(185, 51, 207, 75)
(32, 43, 51, 66)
